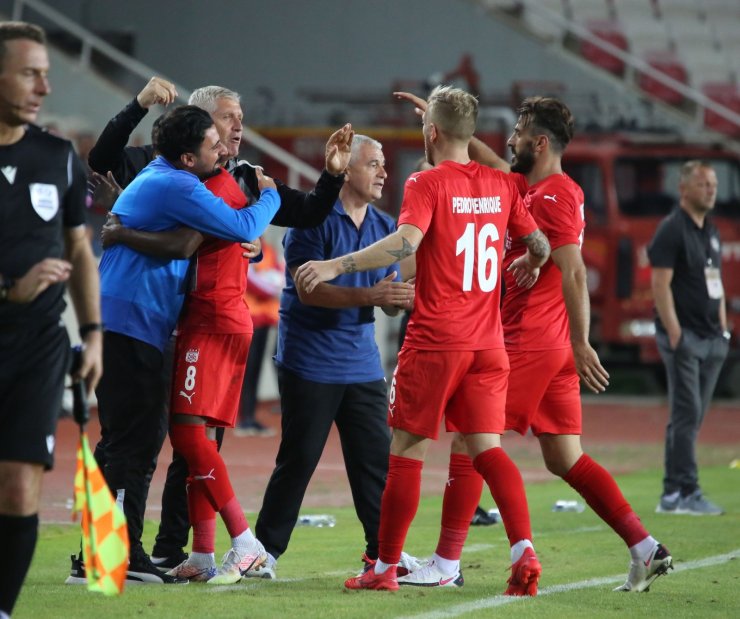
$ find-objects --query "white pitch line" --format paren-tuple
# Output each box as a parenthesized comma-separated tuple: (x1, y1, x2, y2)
(395, 549, 740, 619)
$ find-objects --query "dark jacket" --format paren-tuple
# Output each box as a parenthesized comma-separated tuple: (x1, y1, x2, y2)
(88, 98, 344, 228)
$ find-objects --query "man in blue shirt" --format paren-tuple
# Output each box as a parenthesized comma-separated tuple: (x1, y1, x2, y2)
(96, 105, 280, 583)
(249, 135, 415, 578)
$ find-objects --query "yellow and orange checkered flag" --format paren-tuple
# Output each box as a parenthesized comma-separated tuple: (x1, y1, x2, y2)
(72, 432, 129, 595)
(70, 367, 129, 596)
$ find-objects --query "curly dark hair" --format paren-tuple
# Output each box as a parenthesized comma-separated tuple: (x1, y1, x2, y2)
(154, 105, 214, 162)
(517, 97, 574, 153)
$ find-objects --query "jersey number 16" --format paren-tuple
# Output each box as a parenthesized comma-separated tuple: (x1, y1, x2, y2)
(456, 222, 499, 292)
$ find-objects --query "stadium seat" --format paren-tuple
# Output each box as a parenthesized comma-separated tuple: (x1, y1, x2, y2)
(579, 19, 628, 76)
(637, 51, 688, 105)
(702, 82, 740, 137)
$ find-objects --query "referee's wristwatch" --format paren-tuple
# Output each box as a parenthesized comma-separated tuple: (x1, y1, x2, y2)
(0, 273, 14, 302)
(722, 330, 732, 341)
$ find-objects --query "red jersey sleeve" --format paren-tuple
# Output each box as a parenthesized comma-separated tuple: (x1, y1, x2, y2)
(397, 171, 436, 234)
(531, 179, 583, 251)
(505, 179, 538, 241)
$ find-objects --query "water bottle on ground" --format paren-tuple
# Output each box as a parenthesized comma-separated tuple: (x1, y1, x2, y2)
(551, 500, 585, 513)
(297, 514, 336, 527)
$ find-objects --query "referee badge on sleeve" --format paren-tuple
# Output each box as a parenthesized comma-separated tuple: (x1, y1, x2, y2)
(29, 182, 60, 221)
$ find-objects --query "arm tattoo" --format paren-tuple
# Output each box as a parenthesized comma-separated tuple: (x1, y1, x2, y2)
(521, 229, 550, 260)
(341, 255, 358, 274)
(386, 237, 418, 261)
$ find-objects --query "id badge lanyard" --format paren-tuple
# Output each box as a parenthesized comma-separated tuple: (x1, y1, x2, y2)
(705, 257, 724, 300)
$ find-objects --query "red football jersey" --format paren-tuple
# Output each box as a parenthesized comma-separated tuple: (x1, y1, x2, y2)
(398, 160, 537, 351)
(177, 168, 252, 334)
(502, 172, 585, 351)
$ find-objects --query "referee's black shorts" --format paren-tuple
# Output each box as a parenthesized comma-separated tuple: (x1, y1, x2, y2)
(0, 320, 70, 470)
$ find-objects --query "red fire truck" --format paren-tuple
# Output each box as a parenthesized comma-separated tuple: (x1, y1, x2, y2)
(255, 129, 740, 395)
(563, 134, 740, 394)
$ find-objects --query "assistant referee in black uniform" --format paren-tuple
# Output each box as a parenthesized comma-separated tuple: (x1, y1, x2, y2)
(0, 22, 102, 616)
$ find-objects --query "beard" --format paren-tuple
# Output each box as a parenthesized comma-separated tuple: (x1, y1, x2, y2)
(198, 166, 223, 181)
(510, 143, 536, 175)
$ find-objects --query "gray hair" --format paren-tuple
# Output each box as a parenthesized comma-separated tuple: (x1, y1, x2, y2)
(350, 134, 383, 165)
(188, 86, 241, 114)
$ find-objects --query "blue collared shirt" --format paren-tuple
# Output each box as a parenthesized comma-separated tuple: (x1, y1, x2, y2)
(276, 200, 399, 383)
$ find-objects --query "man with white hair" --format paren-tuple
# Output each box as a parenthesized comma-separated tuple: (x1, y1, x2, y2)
(247, 134, 416, 579)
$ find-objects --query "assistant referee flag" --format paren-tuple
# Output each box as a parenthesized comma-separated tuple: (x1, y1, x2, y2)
(72, 431, 129, 595)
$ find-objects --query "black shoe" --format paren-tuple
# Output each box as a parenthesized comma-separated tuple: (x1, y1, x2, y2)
(127, 553, 189, 584)
(64, 554, 87, 584)
(470, 506, 500, 526)
(151, 550, 189, 572)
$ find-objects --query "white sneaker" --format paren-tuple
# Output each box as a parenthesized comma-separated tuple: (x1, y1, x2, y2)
(614, 543, 673, 592)
(397, 559, 464, 588)
(398, 551, 425, 576)
(207, 541, 267, 585)
(244, 562, 276, 579)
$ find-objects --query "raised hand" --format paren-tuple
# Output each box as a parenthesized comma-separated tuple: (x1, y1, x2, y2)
(325, 123, 353, 175)
(88, 171, 123, 208)
(136, 76, 178, 109)
(393, 91, 427, 118)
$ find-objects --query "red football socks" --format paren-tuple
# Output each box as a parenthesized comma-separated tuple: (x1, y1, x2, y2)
(436, 453, 482, 560)
(473, 447, 533, 545)
(170, 423, 247, 536)
(564, 454, 649, 547)
(377, 454, 423, 565)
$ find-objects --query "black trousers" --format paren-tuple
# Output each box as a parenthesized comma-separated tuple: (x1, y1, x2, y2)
(95, 332, 169, 557)
(255, 367, 390, 560)
(237, 324, 271, 427)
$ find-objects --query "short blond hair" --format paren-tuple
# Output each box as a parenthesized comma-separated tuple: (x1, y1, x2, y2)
(680, 160, 713, 184)
(426, 85, 478, 142)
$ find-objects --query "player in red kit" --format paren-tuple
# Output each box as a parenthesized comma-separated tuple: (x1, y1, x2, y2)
(295, 86, 551, 594)
(395, 92, 673, 594)
(164, 168, 266, 584)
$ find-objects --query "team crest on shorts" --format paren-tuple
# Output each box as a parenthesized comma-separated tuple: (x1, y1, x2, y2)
(185, 349, 199, 363)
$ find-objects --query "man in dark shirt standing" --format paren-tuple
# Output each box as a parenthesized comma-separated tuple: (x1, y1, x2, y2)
(648, 160, 729, 516)
(0, 22, 102, 616)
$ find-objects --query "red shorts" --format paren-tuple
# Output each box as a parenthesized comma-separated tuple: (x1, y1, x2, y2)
(170, 331, 251, 427)
(389, 347, 509, 440)
(505, 347, 582, 436)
